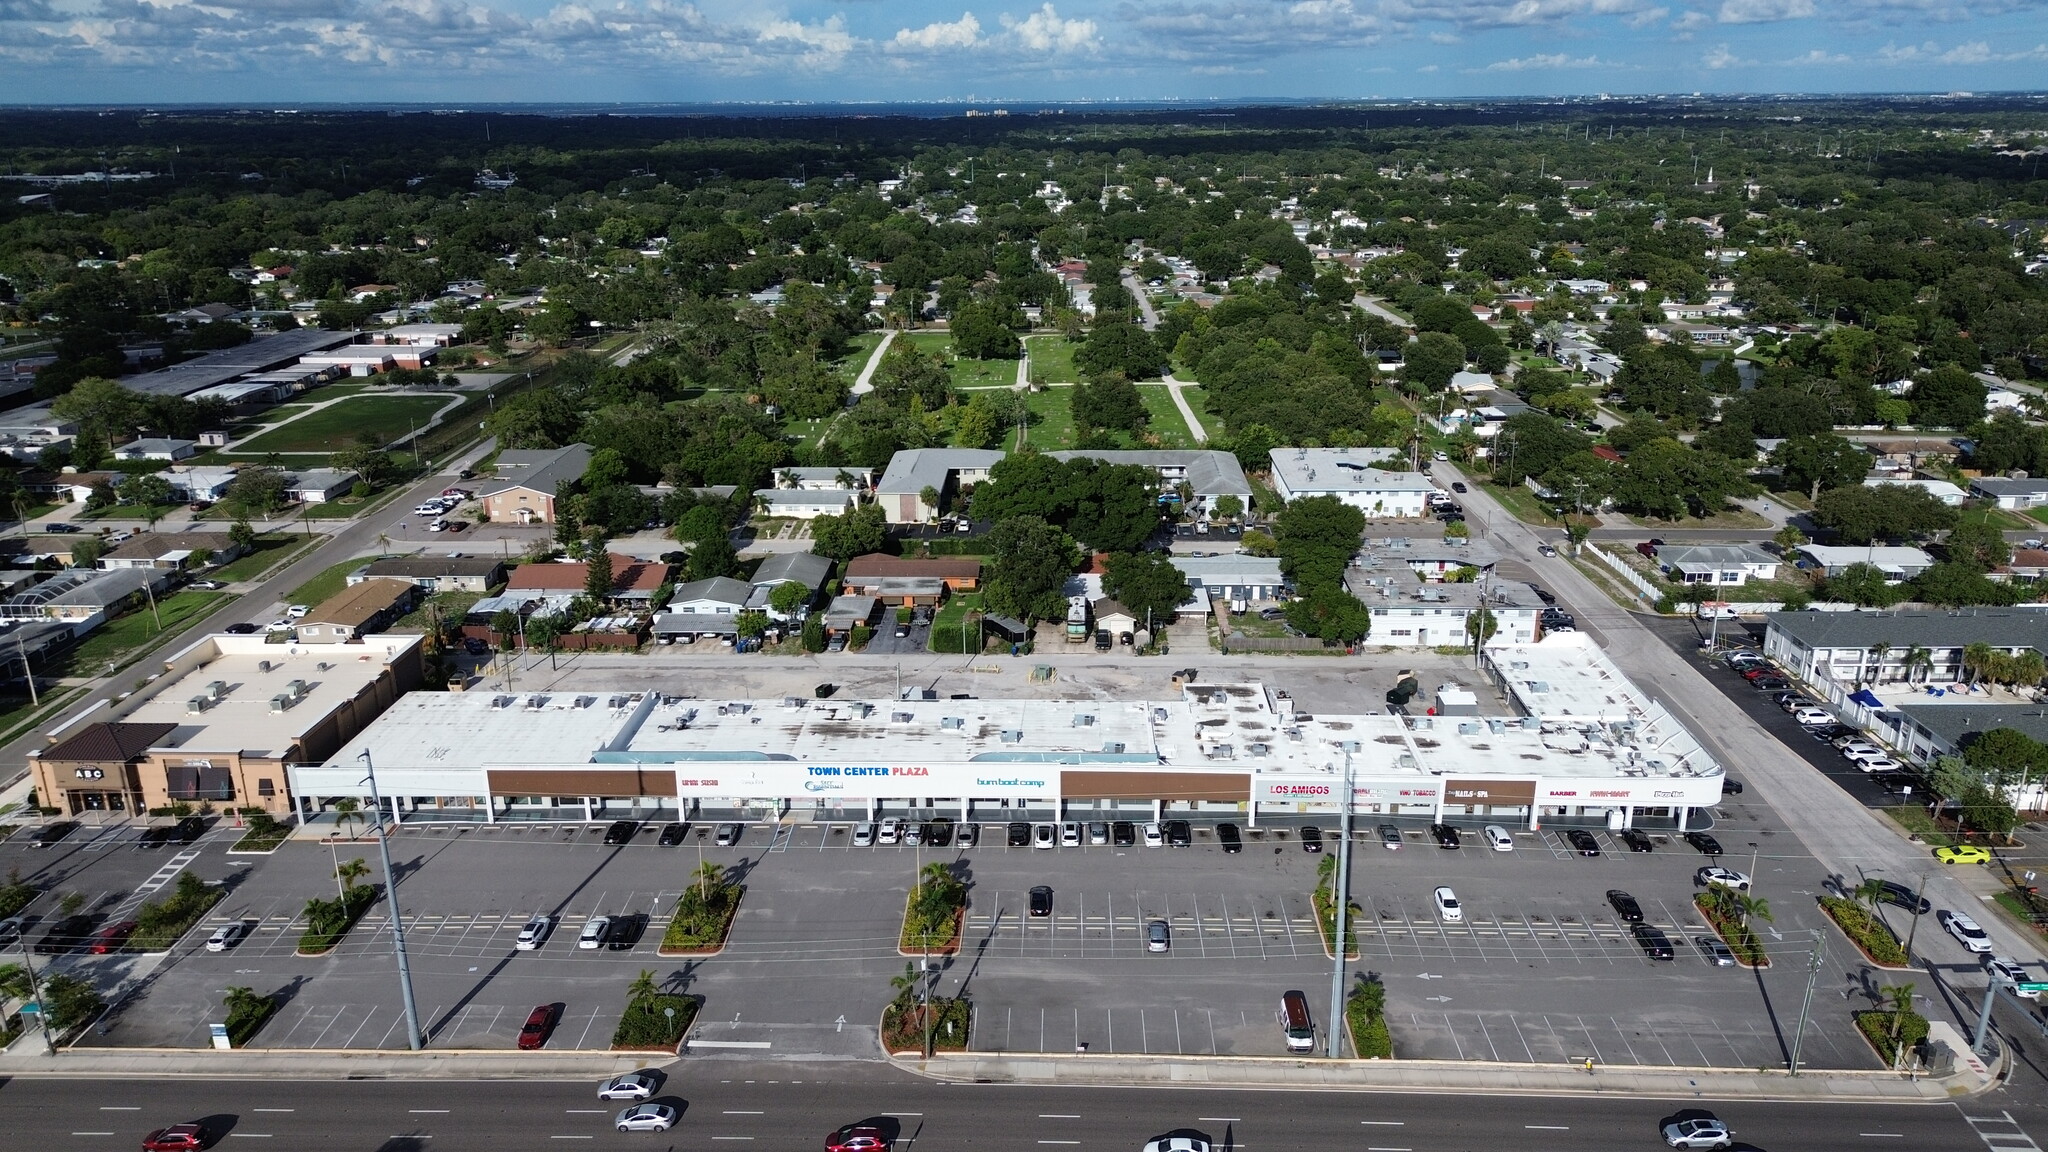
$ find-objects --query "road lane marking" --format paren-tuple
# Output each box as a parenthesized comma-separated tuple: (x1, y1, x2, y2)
(723, 1111, 765, 1115)
(689, 1040, 772, 1049)
(1360, 1121, 1406, 1126)
(408, 1110, 450, 1114)
(1366, 1147, 1412, 1151)
(550, 1137, 595, 1141)
(710, 1138, 755, 1141)
(1199, 1118, 1240, 1122)
(1526, 1126, 1570, 1131)
(1038, 1142, 1082, 1146)
(252, 1110, 294, 1114)
(1038, 1115, 1081, 1119)
(72, 1133, 116, 1137)
(1859, 1135, 1904, 1139)
(228, 1134, 273, 1138)
(98, 1107, 141, 1111)
(565, 1110, 606, 1114)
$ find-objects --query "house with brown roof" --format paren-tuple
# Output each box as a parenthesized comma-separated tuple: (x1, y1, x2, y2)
(295, 577, 417, 643)
(506, 554, 670, 608)
(29, 721, 178, 815)
(841, 554, 982, 607)
(356, 556, 507, 593)
(97, 531, 244, 572)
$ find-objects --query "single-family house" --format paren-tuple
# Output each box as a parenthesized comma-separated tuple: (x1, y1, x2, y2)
(1655, 543, 1781, 586)
(752, 488, 857, 520)
(746, 552, 832, 619)
(872, 448, 1004, 523)
(160, 466, 238, 503)
(113, 438, 196, 463)
(1794, 545, 1935, 581)
(1046, 450, 1254, 516)
(842, 555, 981, 596)
(1863, 475, 1967, 506)
(822, 594, 881, 635)
(1171, 554, 1288, 608)
(1091, 598, 1138, 639)
(506, 553, 667, 607)
(285, 469, 357, 504)
(667, 577, 753, 615)
(294, 578, 417, 643)
(354, 556, 507, 594)
(97, 531, 243, 572)
(481, 444, 593, 525)
(1969, 476, 2048, 511)
(56, 471, 122, 504)
(0, 568, 173, 629)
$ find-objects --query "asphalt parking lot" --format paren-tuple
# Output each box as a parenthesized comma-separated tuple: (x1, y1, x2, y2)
(29, 796, 2025, 1068)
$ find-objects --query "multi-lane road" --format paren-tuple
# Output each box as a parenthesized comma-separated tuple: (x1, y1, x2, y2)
(0, 1065, 2017, 1152)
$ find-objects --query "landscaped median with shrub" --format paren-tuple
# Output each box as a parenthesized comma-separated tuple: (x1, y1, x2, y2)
(1854, 1006, 1928, 1066)
(1693, 888, 1770, 968)
(1312, 855, 1361, 959)
(1819, 895, 1910, 967)
(0, 870, 38, 920)
(881, 962, 970, 1056)
(230, 810, 292, 853)
(128, 871, 224, 952)
(222, 986, 278, 1047)
(658, 863, 744, 955)
(611, 970, 699, 1051)
(297, 875, 381, 956)
(900, 862, 968, 955)
(1345, 976, 1393, 1059)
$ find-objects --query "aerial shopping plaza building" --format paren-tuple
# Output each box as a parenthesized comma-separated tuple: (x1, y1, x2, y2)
(287, 632, 1727, 831)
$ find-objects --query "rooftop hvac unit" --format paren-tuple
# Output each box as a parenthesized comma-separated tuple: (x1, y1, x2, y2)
(1247, 742, 1269, 756)
(999, 729, 1024, 743)
(1339, 739, 1362, 753)
(574, 695, 595, 709)
(1102, 741, 1126, 753)
(610, 695, 629, 710)
(269, 694, 293, 713)
(941, 717, 965, 730)
(257, 661, 272, 673)
(1072, 714, 1096, 727)
(892, 711, 914, 724)
(1487, 718, 1506, 734)
(1208, 743, 1235, 760)
(186, 696, 211, 714)
(491, 695, 513, 709)
(285, 679, 307, 698)
(525, 694, 546, 710)
(205, 680, 227, 700)
(1457, 721, 1481, 735)
(783, 696, 804, 709)
(316, 662, 332, 672)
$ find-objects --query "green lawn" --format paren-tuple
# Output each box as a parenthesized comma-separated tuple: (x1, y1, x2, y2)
(1177, 385, 1222, 440)
(1959, 505, 2033, 530)
(232, 395, 452, 454)
(1022, 387, 1076, 450)
(1481, 482, 1564, 526)
(830, 332, 883, 378)
(901, 333, 952, 354)
(1136, 386, 1197, 448)
(2027, 506, 2048, 528)
(951, 356, 1020, 390)
(289, 555, 396, 607)
(393, 590, 482, 632)
(206, 533, 315, 583)
(247, 403, 314, 424)
(57, 589, 231, 676)
(1027, 335, 1081, 384)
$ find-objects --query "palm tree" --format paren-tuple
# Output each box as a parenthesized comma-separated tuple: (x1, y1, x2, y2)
(1963, 643, 1995, 688)
(332, 797, 364, 839)
(2013, 650, 2046, 690)
(1866, 643, 1891, 684)
(222, 985, 267, 1020)
(692, 860, 725, 905)
(888, 961, 920, 1009)
(1734, 893, 1773, 933)
(0, 962, 31, 1002)
(1885, 981, 1917, 1062)
(335, 857, 370, 892)
(1852, 877, 1888, 913)
(627, 969, 659, 1004)
(1902, 646, 1933, 685)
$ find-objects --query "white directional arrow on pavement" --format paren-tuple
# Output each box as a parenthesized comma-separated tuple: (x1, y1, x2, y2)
(1415, 973, 1443, 980)
(835, 1015, 846, 1032)
(1766, 926, 1783, 941)
(1425, 995, 1453, 1003)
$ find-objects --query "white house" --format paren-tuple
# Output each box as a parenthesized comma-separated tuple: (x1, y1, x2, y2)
(667, 577, 752, 615)
(159, 466, 238, 503)
(1655, 543, 1781, 586)
(113, 438, 196, 462)
(1268, 447, 1436, 517)
(1863, 475, 1966, 506)
(1171, 555, 1289, 607)
(1969, 476, 2048, 510)
(752, 488, 857, 520)
(1346, 572, 1542, 649)
(1795, 545, 1935, 581)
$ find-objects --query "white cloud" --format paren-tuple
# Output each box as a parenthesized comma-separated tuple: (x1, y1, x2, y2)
(1483, 50, 1602, 68)
(891, 11, 982, 50)
(1717, 0, 1813, 23)
(1780, 47, 1851, 63)
(1701, 41, 1751, 66)
(1624, 5, 1667, 25)
(1114, 0, 1384, 61)
(1673, 8, 1709, 26)
(1000, 2, 1097, 51)
(1878, 37, 2048, 62)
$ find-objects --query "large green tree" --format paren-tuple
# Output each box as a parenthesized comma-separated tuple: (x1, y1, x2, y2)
(983, 516, 1081, 624)
(1812, 484, 1959, 544)
(1275, 495, 1365, 593)
(809, 503, 887, 562)
(1771, 434, 1868, 499)
(1100, 550, 1191, 626)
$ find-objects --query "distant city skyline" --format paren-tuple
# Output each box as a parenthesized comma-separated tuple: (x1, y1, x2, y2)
(1, 0, 2044, 104)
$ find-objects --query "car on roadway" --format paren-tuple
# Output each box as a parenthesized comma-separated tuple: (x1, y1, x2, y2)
(1217, 822, 1243, 853)
(1300, 826, 1324, 853)
(1870, 880, 1930, 914)
(1618, 828, 1654, 853)
(1007, 822, 1031, 847)
(205, 921, 249, 952)
(1482, 824, 1514, 851)
(1683, 831, 1723, 856)
(1028, 885, 1053, 917)
(1632, 923, 1675, 960)
(1429, 823, 1461, 849)
(1033, 823, 1057, 849)
(1696, 866, 1752, 892)
(142, 1124, 209, 1151)
(1935, 844, 1992, 865)
(223, 622, 261, 634)
(1607, 890, 1644, 923)
(517, 1003, 556, 1049)
(1941, 909, 1992, 953)
(715, 822, 743, 846)
(1987, 955, 2030, 990)
(515, 914, 553, 951)
(1565, 829, 1601, 856)
(578, 916, 610, 950)
(603, 820, 639, 845)
(1433, 886, 1463, 922)
(1451, 481, 1468, 493)
(1378, 824, 1403, 849)
(1662, 1116, 1732, 1149)
(1536, 544, 1557, 557)
(824, 1125, 890, 1152)
(87, 919, 138, 954)
(852, 822, 876, 847)
(1695, 936, 1737, 966)
(1060, 822, 1082, 847)
(658, 822, 689, 846)
(598, 1071, 660, 1101)
(1142, 1136, 1211, 1152)
(615, 1104, 679, 1132)
(1142, 822, 1164, 848)
(1147, 919, 1171, 952)
(1112, 821, 1136, 846)
(1164, 820, 1192, 847)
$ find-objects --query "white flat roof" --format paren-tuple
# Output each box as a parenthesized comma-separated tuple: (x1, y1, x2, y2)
(1485, 632, 1720, 777)
(116, 634, 421, 759)
(325, 689, 654, 770)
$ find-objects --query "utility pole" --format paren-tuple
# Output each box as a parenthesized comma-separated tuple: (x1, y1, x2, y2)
(1325, 752, 1354, 1058)
(11, 936, 55, 1056)
(359, 751, 423, 1050)
(1788, 930, 1826, 1074)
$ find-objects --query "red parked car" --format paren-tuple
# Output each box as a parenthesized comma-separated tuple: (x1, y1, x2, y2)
(141, 1124, 207, 1151)
(825, 1127, 891, 1152)
(88, 920, 139, 954)
(517, 1004, 556, 1050)
(1740, 666, 1779, 681)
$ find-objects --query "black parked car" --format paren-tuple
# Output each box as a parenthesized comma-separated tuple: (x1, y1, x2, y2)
(1617, 828, 1654, 853)
(1430, 823, 1462, 849)
(1529, 586, 1557, 605)
(463, 637, 491, 655)
(925, 819, 954, 848)
(1164, 820, 1192, 847)
(1684, 831, 1724, 856)
(605, 914, 645, 951)
(1217, 823, 1243, 853)
(1872, 880, 1931, 915)
(1300, 826, 1324, 853)
(174, 816, 207, 844)
(29, 821, 78, 848)
(1631, 923, 1674, 960)
(657, 822, 689, 846)
(1028, 885, 1053, 917)
(1751, 677, 1794, 692)
(603, 820, 639, 845)
(1607, 890, 1644, 923)
(1111, 821, 1137, 846)
(1721, 779, 1744, 795)
(35, 914, 96, 954)
(1565, 829, 1601, 856)
(1006, 821, 1032, 847)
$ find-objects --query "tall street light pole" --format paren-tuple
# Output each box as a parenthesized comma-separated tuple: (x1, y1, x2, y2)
(359, 751, 424, 1050)
(1325, 751, 1354, 1058)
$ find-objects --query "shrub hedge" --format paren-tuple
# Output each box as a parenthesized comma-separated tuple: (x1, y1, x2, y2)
(1345, 978, 1393, 1059)
(1820, 896, 1910, 967)
(297, 884, 380, 955)
(882, 997, 971, 1054)
(612, 992, 698, 1050)
(1693, 889, 1770, 968)
(1853, 1009, 1928, 1063)
(129, 871, 224, 952)
(659, 866, 744, 954)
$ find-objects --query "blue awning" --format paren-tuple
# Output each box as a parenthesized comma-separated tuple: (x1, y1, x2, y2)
(1849, 689, 1884, 709)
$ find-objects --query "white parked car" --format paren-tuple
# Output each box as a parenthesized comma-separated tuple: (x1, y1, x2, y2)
(1695, 866, 1752, 892)
(1060, 822, 1081, 847)
(1838, 742, 1885, 761)
(1792, 707, 1833, 726)
(1032, 823, 1056, 849)
(1482, 824, 1514, 852)
(1856, 757, 1903, 774)
(205, 921, 248, 952)
(515, 914, 553, 951)
(851, 822, 876, 847)
(1142, 822, 1164, 848)
(1433, 885, 1463, 922)
(877, 817, 902, 845)
(1941, 909, 1992, 953)
(285, 604, 310, 619)
(578, 916, 610, 950)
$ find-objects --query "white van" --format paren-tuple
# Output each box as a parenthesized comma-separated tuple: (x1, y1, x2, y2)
(1280, 990, 1316, 1052)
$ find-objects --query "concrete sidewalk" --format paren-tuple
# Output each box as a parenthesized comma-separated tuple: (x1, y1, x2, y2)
(0, 1043, 662, 1080)
(901, 1047, 1999, 1103)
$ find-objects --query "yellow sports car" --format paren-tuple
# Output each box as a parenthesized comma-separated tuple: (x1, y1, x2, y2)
(1934, 844, 1992, 865)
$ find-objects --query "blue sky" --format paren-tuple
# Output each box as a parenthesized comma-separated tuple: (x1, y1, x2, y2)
(1, 0, 2044, 103)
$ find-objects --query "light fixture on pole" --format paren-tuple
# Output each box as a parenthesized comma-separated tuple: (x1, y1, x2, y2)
(359, 750, 424, 1050)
